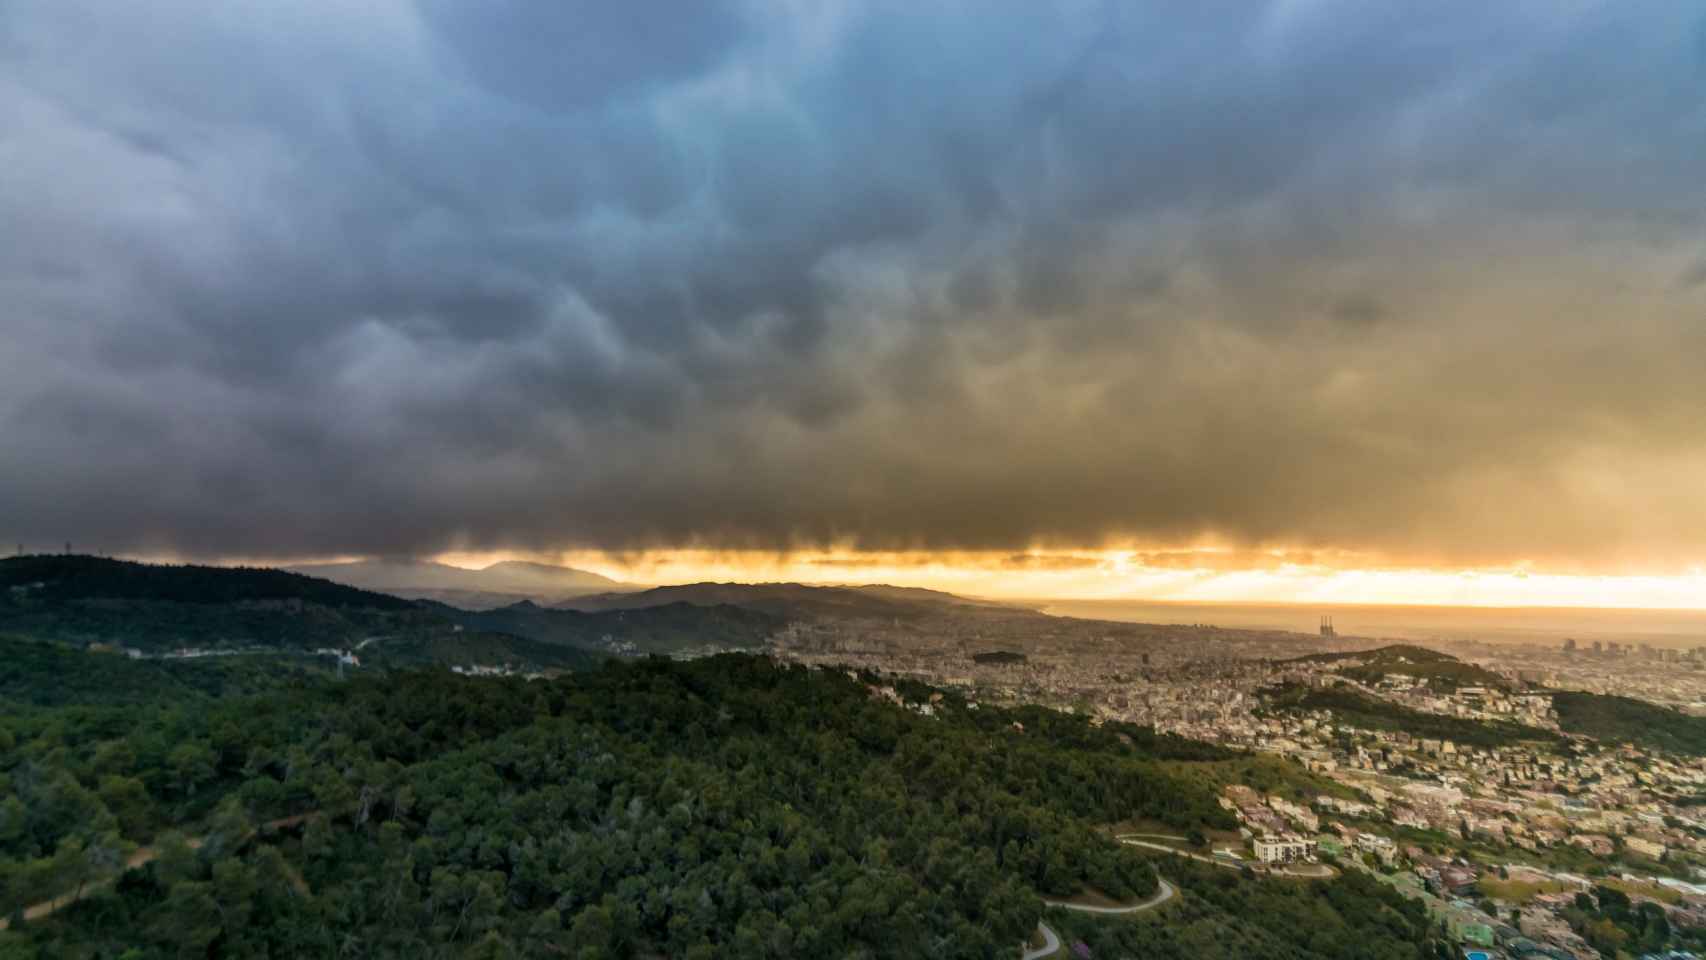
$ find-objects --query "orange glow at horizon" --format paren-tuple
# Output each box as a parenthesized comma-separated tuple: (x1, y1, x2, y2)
(423, 548, 1706, 611)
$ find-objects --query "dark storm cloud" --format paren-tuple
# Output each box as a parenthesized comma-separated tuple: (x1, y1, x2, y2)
(4, 0, 1706, 569)
(416, 0, 746, 113)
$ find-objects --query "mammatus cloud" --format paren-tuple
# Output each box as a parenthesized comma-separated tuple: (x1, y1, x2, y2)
(2, 1, 1705, 572)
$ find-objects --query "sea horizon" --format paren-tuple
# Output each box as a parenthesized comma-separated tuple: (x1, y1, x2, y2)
(1036, 597, 1706, 648)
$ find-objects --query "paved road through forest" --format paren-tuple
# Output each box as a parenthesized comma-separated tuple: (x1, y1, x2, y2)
(1021, 877, 1178, 958)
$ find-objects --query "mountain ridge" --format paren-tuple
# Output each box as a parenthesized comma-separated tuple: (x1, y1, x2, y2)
(553, 580, 1014, 620)
(426, 599, 783, 656)
(288, 557, 630, 606)
(0, 555, 597, 669)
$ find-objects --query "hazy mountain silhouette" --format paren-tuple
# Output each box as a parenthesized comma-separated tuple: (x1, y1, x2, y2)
(556, 581, 1021, 620)
(289, 558, 631, 607)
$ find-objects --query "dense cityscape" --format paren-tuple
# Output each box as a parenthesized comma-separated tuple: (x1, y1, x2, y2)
(778, 610, 1706, 959)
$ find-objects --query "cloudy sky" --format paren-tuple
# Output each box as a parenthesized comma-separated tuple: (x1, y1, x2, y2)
(4, 1, 1706, 598)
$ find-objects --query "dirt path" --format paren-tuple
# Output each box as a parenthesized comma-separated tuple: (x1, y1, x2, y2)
(2, 813, 315, 929)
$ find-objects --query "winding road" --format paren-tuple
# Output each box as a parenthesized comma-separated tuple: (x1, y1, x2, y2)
(1042, 877, 1177, 915)
(1119, 838, 1245, 869)
(1022, 878, 1178, 958)
(1019, 835, 1331, 956)
(1021, 919, 1061, 960)
(1119, 837, 1336, 879)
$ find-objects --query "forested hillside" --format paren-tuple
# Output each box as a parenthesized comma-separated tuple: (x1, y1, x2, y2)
(1287, 645, 1516, 691)
(1, 556, 414, 609)
(1554, 691, 1706, 757)
(358, 631, 604, 673)
(0, 556, 430, 652)
(0, 636, 332, 708)
(1047, 858, 1431, 960)
(1, 650, 1441, 959)
(431, 600, 781, 655)
(1, 556, 646, 669)
(1268, 684, 1562, 748)
(555, 581, 983, 620)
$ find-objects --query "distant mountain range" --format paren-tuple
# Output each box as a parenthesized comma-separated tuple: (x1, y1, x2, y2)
(555, 581, 1023, 620)
(288, 558, 632, 608)
(0, 555, 595, 671)
(1, 556, 1013, 669)
(281, 561, 1023, 621)
(425, 600, 783, 657)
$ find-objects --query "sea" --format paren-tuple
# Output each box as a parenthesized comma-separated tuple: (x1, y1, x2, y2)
(1036, 599, 1706, 649)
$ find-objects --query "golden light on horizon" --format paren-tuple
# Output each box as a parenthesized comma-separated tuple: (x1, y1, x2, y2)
(425, 547, 1706, 612)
